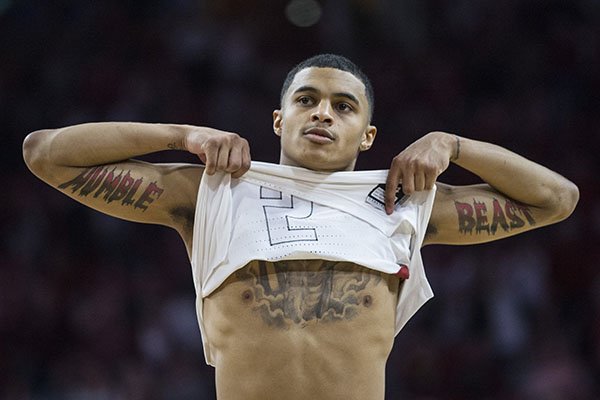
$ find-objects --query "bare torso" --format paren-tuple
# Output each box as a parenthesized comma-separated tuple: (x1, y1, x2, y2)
(203, 260, 401, 400)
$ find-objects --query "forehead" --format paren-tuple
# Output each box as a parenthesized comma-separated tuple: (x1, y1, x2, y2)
(286, 67, 367, 100)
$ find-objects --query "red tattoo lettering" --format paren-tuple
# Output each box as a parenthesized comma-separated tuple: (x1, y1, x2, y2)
(134, 182, 164, 211)
(93, 168, 122, 200)
(505, 200, 525, 229)
(515, 202, 535, 225)
(79, 167, 107, 196)
(107, 171, 136, 203)
(58, 167, 163, 212)
(456, 198, 536, 235)
(454, 201, 475, 234)
(491, 198, 509, 234)
(473, 200, 489, 234)
(122, 178, 143, 206)
(58, 167, 99, 192)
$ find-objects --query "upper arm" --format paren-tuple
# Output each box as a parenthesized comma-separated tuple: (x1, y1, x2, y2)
(33, 159, 203, 236)
(424, 182, 560, 246)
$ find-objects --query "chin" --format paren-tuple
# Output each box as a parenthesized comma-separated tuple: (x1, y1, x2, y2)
(281, 150, 355, 172)
(303, 159, 354, 172)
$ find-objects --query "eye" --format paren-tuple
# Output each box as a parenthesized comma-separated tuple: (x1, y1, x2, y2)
(336, 102, 353, 112)
(297, 96, 314, 106)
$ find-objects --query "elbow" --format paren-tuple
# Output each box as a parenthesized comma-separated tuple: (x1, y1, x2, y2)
(22, 129, 53, 176)
(550, 180, 580, 222)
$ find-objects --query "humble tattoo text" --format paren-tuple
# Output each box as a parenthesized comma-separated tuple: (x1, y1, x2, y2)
(58, 167, 164, 211)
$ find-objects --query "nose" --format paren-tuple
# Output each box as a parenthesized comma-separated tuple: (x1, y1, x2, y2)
(311, 100, 333, 124)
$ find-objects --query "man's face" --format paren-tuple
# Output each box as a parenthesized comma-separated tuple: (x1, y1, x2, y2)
(273, 67, 376, 171)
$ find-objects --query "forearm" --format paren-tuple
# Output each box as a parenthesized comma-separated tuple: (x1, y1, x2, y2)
(24, 121, 251, 185)
(23, 122, 195, 168)
(449, 133, 579, 217)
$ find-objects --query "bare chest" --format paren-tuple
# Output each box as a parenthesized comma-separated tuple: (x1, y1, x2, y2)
(209, 259, 399, 328)
(203, 260, 401, 399)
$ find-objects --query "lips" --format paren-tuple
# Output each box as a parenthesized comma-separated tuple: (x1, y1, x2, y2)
(303, 127, 335, 143)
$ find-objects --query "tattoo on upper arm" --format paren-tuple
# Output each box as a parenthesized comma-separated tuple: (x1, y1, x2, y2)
(58, 167, 164, 211)
(454, 198, 536, 235)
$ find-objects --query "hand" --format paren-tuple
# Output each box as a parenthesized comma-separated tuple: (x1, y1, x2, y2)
(384, 131, 456, 214)
(184, 127, 251, 178)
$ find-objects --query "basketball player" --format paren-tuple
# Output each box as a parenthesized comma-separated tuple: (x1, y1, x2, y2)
(23, 54, 578, 399)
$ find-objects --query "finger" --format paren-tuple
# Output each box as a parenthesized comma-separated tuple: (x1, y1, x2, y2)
(232, 145, 251, 178)
(384, 168, 401, 215)
(202, 142, 218, 175)
(414, 171, 426, 192)
(424, 170, 437, 190)
(227, 145, 243, 173)
(402, 171, 415, 195)
(216, 145, 230, 172)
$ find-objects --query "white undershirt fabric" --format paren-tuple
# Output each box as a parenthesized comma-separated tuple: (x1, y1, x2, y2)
(191, 161, 436, 366)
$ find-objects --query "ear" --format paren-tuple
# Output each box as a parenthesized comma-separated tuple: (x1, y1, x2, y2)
(273, 109, 283, 137)
(359, 125, 377, 151)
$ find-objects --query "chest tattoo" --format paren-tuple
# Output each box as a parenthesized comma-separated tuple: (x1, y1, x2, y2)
(235, 260, 384, 329)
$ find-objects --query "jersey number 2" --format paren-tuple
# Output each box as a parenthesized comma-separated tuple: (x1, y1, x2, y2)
(260, 186, 318, 245)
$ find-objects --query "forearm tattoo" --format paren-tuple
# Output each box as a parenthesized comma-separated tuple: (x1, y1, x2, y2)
(58, 167, 164, 211)
(454, 198, 536, 235)
(167, 141, 183, 150)
(235, 260, 384, 329)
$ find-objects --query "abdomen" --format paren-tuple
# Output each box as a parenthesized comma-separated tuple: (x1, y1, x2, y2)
(203, 260, 399, 400)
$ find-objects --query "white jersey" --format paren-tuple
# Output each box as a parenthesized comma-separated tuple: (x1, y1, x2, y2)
(191, 161, 436, 365)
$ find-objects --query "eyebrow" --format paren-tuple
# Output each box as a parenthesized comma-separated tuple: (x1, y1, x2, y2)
(293, 85, 360, 106)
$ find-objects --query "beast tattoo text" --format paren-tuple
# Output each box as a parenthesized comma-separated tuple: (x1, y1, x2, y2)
(455, 198, 535, 235)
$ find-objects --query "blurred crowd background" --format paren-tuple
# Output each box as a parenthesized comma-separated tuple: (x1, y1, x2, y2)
(1, 0, 599, 399)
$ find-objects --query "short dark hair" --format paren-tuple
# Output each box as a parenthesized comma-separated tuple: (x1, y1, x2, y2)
(280, 54, 375, 120)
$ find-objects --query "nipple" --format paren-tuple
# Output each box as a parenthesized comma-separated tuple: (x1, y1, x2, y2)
(241, 289, 254, 303)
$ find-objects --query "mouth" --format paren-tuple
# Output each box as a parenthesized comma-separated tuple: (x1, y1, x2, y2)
(303, 127, 335, 144)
